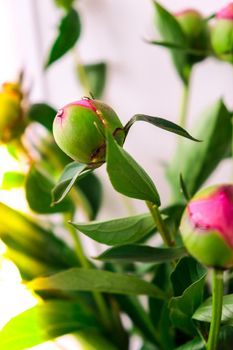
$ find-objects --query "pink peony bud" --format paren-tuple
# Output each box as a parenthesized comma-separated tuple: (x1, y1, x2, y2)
(211, 3, 233, 63)
(53, 98, 125, 166)
(180, 185, 233, 268)
(216, 3, 233, 20)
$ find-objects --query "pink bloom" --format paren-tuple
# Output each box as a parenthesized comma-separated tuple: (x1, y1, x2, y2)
(216, 3, 233, 20)
(188, 185, 233, 249)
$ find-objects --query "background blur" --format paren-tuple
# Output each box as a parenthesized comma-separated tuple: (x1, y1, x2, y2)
(0, 0, 232, 216)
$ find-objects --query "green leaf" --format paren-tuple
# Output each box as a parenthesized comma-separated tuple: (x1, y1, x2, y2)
(5, 248, 61, 280)
(179, 173, 190, 201)
(27, 103, 57, 132)
(124, 114, 199, 141)
(171, 257, 207, 297)
(96, 245, 186, 263)
(175, 338, 205, 350)
(106, 132, 160, 205)
(161, 204, 185, 239)
(77, 62, 107, 98)
(0, 300, 98, 350)
(52, 162, 91, 204)
(75, 330, 119, 350)
(77, 173, 102, 220)
(26, 165, 73, 214)
(169, 274, 207, 335)
(193, 294, 233, 325)
(217, 326, 233, 350)
(28, 268, 165, 298)
(148, 40, 210, 56)
(149, 264, 174, 350)
(46, 9, 81, 68)
(169, 258, 207, 335)
(140, 342, 160, 350)
(167, 100, 232, 200)
(1, 172, 25, 189)
(0, 202, 79, 268)
(153, 1, 189, 83)
(175, 326, 233, 350)
(205, 13, 216, 21)
(111, 295, 160, 345)
(70, 213, 155, 246)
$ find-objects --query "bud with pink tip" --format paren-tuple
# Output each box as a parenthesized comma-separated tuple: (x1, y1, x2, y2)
(211, 3, 233, 63)
(175, 9, 210, 63)
(53, 98, 125, 166)
(180, 185, 233, 268)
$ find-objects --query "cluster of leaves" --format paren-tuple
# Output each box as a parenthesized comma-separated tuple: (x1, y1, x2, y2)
(0, 1, 233, 350)
(46, 0, 107, 98)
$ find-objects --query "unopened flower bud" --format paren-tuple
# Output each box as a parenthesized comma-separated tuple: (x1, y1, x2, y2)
(180, 185, 233, 269)
(211, 3, 233, 63)
(54, 0, 74, 10)
(0, 81, 24, 143)
(175, 9, 210, 64)
(53, 98, 125, 166)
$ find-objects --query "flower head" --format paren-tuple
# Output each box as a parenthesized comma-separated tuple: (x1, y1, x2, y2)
(180, 185, 233, 268)
(211, 3, 233, 63)
(53, 98, 125, 166)
(216, 3, 233, 20)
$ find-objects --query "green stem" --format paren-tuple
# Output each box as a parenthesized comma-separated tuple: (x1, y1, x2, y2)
(64, 216, 89, 268)
(64, 215, 110, 330)
(70, 188, 93, 221)
(178, 78, 191, 129)
(207, 269, 224, 350)
(146, 201, 175, 247)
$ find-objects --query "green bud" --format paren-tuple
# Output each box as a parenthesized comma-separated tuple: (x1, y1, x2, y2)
(53, 98, 125, 166)
(54, 0, 74, 10)
(175, 9, 210, 64)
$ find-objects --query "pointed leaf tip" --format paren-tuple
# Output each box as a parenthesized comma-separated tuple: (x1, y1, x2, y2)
(124, 114, 200, 142)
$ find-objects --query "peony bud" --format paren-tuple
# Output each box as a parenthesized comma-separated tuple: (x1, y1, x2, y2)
(175, 9, 209, 63)
(211, 3, 233, 63)
(53, 98, 125, 166)
(180, 185, 233, 269)
(54, 0, 74, 10)
(175, 10, 204, 38)
(0, 81, 25, 143)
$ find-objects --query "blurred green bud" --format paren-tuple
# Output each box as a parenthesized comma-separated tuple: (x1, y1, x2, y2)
(175, 9, 210, 64)
(53, 98, 125, 166)
(180, 185, 233, 269)
(0, 81, 25, 143)
(54, 0, 74, 10)
(211, 3, 233, 63)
